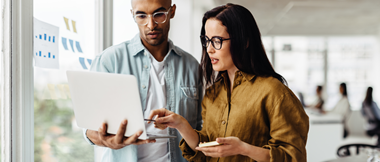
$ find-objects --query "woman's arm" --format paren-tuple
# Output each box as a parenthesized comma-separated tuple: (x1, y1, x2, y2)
(148, 108, 200, 151)
(240, 142, 270, 162)
(195, 137, 270, 162)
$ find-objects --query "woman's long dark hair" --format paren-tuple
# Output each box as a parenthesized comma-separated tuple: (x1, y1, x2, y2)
(340, 83, 348, 97)
(199, 3, 286, 88)
(364, 87, 373, 105)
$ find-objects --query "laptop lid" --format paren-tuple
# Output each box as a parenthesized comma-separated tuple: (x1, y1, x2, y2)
(66, 70, 148, 139)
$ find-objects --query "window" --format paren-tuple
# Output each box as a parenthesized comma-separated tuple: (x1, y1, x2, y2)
(34, 0, 96, 161)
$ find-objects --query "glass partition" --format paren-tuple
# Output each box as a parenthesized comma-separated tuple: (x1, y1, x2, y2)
(34, 0, 96, 161)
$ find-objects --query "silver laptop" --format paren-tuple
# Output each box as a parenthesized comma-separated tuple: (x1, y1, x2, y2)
(66, 70, 176, 140)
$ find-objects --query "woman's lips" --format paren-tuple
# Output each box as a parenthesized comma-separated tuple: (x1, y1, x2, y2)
(211, 58, 219, 64)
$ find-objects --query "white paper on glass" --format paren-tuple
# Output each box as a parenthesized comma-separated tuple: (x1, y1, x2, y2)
(34, 18, 60, 69)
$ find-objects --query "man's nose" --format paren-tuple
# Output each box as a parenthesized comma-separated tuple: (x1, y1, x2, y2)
(147, 15, 157, 30)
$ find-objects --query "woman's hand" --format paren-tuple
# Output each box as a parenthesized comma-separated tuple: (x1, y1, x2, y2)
(195, 137, 246, 158)
(147, 108, 186, 130)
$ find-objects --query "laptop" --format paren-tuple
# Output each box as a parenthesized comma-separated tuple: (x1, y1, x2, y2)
(66, 70, 176, 140)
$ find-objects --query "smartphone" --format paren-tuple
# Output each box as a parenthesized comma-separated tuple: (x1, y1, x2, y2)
(198, 141, 223, 148)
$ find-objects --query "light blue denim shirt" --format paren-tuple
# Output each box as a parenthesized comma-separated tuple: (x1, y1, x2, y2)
(82, 34, 203, 162)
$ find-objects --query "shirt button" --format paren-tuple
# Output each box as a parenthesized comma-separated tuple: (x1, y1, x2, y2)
(222, 121, 226, 125)
(142, 85, 146, 89)
(144, 52, 147, 56)
(144, 65, 148, 69)
(236, 81, 240, 85)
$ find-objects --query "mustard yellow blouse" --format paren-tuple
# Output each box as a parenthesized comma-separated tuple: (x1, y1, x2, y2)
(179, 71, 309, 162)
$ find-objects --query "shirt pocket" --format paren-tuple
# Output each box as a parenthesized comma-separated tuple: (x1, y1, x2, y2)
(180, 86, 199, 127)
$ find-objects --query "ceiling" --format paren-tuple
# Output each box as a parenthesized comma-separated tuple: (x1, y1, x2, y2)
(212, 0, 380, 36)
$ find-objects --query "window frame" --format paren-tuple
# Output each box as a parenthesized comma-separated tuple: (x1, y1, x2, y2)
(0, 0, 112, 161)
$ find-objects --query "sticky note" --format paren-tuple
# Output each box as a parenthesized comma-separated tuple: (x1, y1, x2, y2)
(64, 17, 70, 31)
(75, 41, 83, 53)
(72, 20, 77, 33)
(69, 39, 75, 52)
(79, 57, 88, 69)
(61, 37, 68, 50)
(63, 85, 71, 99)
(47, 84, 57, 99)
(87, 59, 92, 65)
(57, 84, 67, 99)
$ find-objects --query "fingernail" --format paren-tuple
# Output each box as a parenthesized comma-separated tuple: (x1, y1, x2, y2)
(123, 120, 127, 125)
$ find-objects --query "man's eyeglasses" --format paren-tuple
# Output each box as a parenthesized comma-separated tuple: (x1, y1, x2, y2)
(200, 35, 230, 50)
(132, 7, 172, 26)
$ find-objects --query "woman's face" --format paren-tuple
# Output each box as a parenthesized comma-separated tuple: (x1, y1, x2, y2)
(205, 18, 237, 72)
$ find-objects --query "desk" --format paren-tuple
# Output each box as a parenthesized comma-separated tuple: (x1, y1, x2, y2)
(306, 110, 344, 162)
(324, 155, 369, 162)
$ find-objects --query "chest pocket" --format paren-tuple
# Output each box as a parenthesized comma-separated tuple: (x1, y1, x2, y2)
(180, 86, 199, 126)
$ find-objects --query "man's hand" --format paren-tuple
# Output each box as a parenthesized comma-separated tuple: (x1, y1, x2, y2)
(88, 119, 155, 150)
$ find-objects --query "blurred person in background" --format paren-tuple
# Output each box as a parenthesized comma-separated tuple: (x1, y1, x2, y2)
(330, 82, 351, 138)
(148, 3, 309, 162)
(361, 87, 380, 146)
(306, 85, 324, 113)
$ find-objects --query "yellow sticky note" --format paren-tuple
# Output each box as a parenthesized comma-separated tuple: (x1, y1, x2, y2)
(47, 84, 57, 100)
(64, 84, 71, 99)
(71, 20, 77, 33)
(57, 84, 67, 99)
(64, 17, 70, 31)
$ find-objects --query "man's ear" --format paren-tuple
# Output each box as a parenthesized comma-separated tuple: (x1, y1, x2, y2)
(170, 4, 176, 19)
(130, 9, 134, 16)
(246, 40, 249, 49)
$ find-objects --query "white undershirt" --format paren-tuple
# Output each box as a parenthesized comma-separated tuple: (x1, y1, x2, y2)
(137, 52, 169, 162)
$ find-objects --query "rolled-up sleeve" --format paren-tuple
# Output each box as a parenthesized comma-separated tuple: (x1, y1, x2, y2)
(82, 129, 95, 145)
(179, 100, 209, 162)
(262, 93, 309, 162)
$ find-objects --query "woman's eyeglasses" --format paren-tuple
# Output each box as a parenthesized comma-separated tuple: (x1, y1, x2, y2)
(200, 35, 230, 50)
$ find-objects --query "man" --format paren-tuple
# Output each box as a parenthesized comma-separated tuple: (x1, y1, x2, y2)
(82, 0, 203, 161)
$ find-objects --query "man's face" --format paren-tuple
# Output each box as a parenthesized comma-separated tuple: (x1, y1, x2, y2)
(131, 0, 175, 47)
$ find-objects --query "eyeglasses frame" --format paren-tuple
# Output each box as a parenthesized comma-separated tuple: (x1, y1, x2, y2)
(200, 35, 231, 50)
(132, 6, 173, 26)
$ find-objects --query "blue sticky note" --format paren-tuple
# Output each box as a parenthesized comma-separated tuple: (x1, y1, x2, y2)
(79, 57, 88, 69)
(61, 37, 68, 50)
(49, 36, 51, 42)
(87, 59, 92, 65)
(48, 52, 51, 58)
(35, 36, 37, 38)
(53, 36, 55, 43)
(44, 34, 46, 40)
(75, 41, 83, 53)
(39, 51, 41, 57)
(39, 35, 42, 39)
(69, 39, 75, 52)
(53, 55, 55, 59)
(36, 52, 37, 56)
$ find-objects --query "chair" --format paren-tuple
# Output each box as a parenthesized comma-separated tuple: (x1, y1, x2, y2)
(340, 110, 377, 146)
(337, 143, 377, 157)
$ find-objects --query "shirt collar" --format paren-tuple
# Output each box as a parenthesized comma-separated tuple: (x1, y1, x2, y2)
(129, 34, 182, 57)
(219, 70, 256, 82)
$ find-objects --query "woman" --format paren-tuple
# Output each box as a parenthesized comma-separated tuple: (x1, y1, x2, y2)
(361, 87, 380, 141)
(330, 83, 351, 137)
(148, 4, 309, 162)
